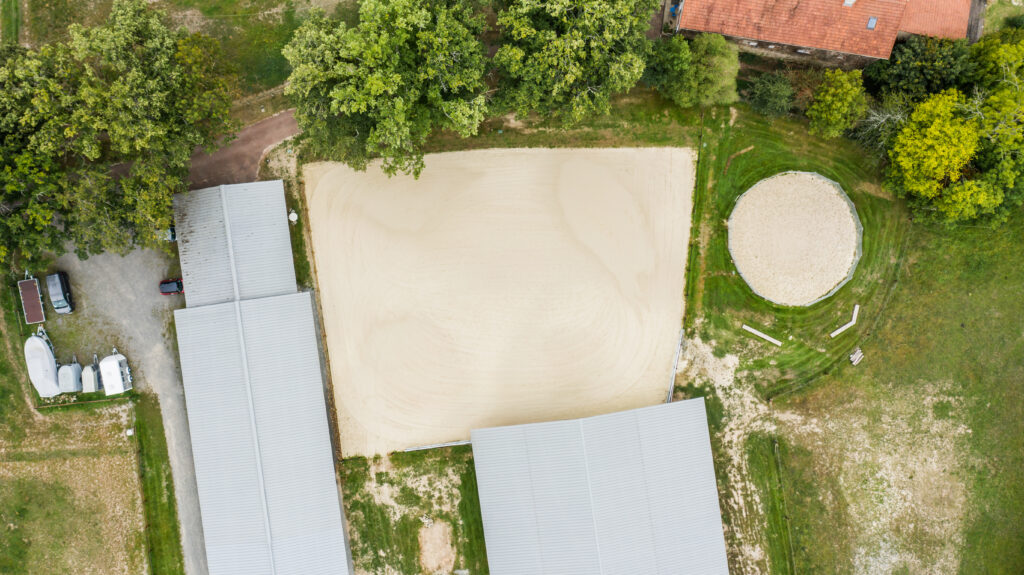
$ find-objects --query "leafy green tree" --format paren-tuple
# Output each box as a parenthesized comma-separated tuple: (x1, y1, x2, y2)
(806, 69, 868, 139)
(285, 0, 488, 176)
(747, 73, 793, 117)
(864, 36, 973, 101)
(969, 31, 1024, 90)
(494, 0, 658, 124)
(887, 90, 998, 221)
(688, 33, 739, 107)
(0, 0, 235, 266)
(645, 35, 694, 107)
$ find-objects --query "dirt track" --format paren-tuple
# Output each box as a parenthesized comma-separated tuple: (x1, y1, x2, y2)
(188, 110, 298, 190)
(305, 148, 695, 456)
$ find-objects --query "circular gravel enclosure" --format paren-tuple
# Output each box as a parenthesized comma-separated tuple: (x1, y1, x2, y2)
(728, 171, 862, 307)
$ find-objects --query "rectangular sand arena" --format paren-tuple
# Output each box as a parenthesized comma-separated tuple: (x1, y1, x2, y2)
(304, 148, 695, 456)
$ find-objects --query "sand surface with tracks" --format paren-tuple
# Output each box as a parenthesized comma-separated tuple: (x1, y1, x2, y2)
(305, 148, 694, 456)
(727, 172, 861, 307)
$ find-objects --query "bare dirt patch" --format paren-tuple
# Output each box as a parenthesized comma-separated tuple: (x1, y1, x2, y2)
(778, 380, 970, 574)
(678, 337, 773, 574)
(305, 148, 695, 456)
(418, 520, 456, 574)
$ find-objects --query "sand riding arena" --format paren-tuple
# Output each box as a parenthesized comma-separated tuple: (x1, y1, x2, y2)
(727, 171, 862, 307)
(304, 148, 696, 456)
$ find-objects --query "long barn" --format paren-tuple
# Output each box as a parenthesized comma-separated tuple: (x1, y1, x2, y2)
(173, 181, 351, 575)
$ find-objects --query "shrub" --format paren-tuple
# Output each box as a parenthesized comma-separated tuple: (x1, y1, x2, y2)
(747, 73, 794, 116)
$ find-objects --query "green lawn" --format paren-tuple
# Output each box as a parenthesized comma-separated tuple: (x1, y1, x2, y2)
(1, 0, 20, 43)
(135, 392, 186, 575)
(341, 446, 488, 575)
(688, 108, 909, 399)
(985, 0, 1024, 33)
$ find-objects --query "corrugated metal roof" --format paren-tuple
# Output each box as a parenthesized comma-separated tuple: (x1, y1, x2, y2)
(174, 181, 297, 308)
(471, 398, 730, 575)
(175, 292, 350, 575)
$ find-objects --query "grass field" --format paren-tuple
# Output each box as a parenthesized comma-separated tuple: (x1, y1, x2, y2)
(985, 0, 1024, 33)
(341, 446, 488, 575)
(0, 284, 184, 575)
(21, 0, 353, 97)
(135, 392, 185, 575)
(1, 0, 20, 43)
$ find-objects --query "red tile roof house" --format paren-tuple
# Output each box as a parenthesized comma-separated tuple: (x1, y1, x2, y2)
(674, 0, 973, 60)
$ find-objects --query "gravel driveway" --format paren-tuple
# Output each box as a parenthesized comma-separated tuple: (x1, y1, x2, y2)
(55, 248, 208, 575)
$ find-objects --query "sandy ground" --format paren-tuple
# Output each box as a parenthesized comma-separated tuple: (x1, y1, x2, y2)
(728, 172, 861, 307)
(305, 148, 695, 456)
(418, 521, 456, 574)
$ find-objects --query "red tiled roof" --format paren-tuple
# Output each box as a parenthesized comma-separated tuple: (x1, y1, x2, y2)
(679, 0, 908, 58)
(900, 0, 970, 38)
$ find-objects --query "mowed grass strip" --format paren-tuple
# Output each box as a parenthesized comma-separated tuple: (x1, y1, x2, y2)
(135, 392, 186, 575)
(689, 107, 909, 398)
(2, 0, 20, 44)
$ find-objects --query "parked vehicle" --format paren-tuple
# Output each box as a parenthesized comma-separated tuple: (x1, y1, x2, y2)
(24, 330, 59, 398)
(46, 272, 74, 315)
(100, 351, 132, 396)
(164, 225, 176, 242)
(159, 278, 184, 295)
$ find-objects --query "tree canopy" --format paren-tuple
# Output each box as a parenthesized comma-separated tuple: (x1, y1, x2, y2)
(807, 69, 868, 139)
(748, 72, 793, 117)
(494, 0, 658, 125)
(688, 33, 739, 107)
(864, 36, 973, 101)
(645, 33, 738, 109)
(883, 32, 1024, 224)
(284, 0, 488, 176)
(0, 0, 234, 267)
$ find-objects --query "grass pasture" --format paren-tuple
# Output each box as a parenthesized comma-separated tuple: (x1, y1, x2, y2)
(341, 447, 488, 575)
(0, 284, 184, 575)
(1, 0, 20, 43)
(687, 109, 909, 399)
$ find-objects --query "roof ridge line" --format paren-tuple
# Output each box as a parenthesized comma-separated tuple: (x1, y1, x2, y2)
(222, 188, 278, 574)
(579, 419, 606, 575)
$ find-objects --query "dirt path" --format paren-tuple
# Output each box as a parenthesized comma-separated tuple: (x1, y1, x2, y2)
(188, 109, 299, 190)
(54, 249, 209, 575)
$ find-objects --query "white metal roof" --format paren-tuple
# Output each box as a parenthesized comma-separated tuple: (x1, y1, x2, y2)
(175, 291, 350, 575)
(173, 181, 297, 308)
(471, 398, 730, 575)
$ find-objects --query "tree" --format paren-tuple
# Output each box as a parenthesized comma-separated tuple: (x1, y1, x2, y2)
(806, 69, 868, 139)
(864, 36, 973, 101)
(285, 0, 488, 176)
(887, 90, 998, 222)
(494, 0, 658, 124)
(688, 33, 739, 107)
(645, 35, 694, 107)
(747, 73, 793, 117)
(0, 0, 235, 266)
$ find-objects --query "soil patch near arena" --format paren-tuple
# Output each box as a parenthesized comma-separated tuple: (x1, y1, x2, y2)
(304, 148, 695, 456)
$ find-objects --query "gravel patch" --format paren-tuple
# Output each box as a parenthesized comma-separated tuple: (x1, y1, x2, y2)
(728, 172, 862, 307)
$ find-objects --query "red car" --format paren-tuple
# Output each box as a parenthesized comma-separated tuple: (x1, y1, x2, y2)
(159, 278, 184, 295)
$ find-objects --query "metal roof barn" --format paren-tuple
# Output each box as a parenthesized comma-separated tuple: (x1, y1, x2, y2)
(172, 180, 351, 575)
(471, 398, 730, 575)
(173, 181, 297, 308)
